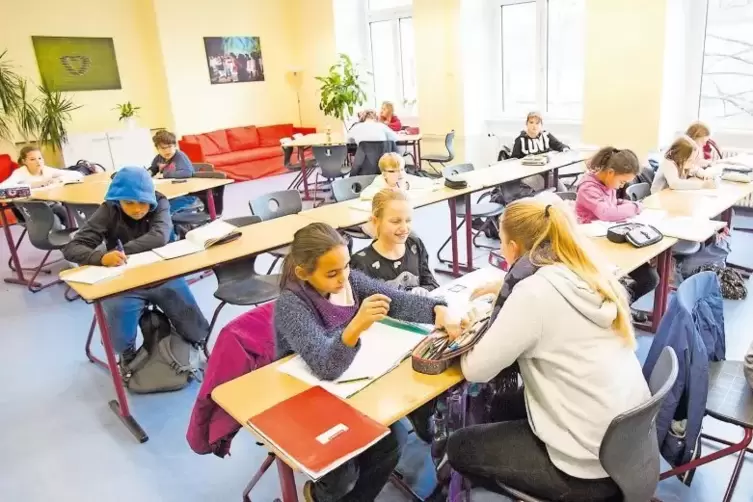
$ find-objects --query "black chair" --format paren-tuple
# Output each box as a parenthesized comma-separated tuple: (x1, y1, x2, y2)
(625, 182, 651, 202)
(496, 347, 678, 502)
(67, 203, 100, 228)
(172, 171, 228, 238)
(352, 140, 397, 176)
(422, 130, 455, 175)
(312, 145, 350, 205)
(331, 175, 378, 242)
(13, 202, 77, 294)
(192, 162, 215, 173)
(204, 216, 280, 358)
(436, 164, 505, 264)
(249, 190, 303, 274)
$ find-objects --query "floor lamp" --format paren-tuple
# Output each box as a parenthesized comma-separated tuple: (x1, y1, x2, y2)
(289, 67, 304, 127)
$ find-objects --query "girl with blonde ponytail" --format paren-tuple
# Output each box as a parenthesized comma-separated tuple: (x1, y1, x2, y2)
(446, 198, 650, 502)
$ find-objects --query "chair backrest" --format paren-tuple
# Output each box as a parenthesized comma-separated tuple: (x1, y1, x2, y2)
(13, 202, 58, 250)
(67, 203, 100, 227)
(625, 182, 651, 202)
(600, 347, 678, 502)
(445, 130, 456, 160)
(353, 140, 398, 176)
(555, 191, 577, 201)
(212, 216, 263, 283)
(192, 163, 214, 173)
(312, 145, 349, 178)
(249, 190, 303, 220)
(331, 175, 378, 202)
(281, 144, 294, 167)
(192, 171, 227, 216)
(443, 163, 474, 178)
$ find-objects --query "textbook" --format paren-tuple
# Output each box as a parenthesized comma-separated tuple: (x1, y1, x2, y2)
(153, 219, 241, 259)
(278, 320, 426, 398)
(247, 386, 390, 480)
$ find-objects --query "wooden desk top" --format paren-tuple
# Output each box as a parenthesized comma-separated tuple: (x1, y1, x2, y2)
(61, 214, 311, 301)
(462, 150, 592, 190)
(29, 175, 232, 205)
(588, 236, 677, 276)
(642, 180, 753, 219)
(286, 132, 422, 148)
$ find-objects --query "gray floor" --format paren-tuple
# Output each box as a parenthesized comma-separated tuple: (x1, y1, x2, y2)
(0, 172, 751, 501)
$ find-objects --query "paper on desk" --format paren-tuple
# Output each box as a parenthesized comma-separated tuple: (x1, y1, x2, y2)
(671, 188, 720, 197)
(652, 217, 723, 242)
(122, 250, 164, 269)
(63, 266, 123, 284)
(278, 321, 425, 399)
(349, 200, 372, 212)
(152, 178, 171, 185)
(629, 209, 668, 225)
(579, 221, 612, 238)
(152, 239, 204, 259)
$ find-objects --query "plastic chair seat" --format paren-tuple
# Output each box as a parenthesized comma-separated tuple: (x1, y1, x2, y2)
(342, 226, 371, 240)
(422, 154, 453, 162)
(455, 201, 505, 219)
(214, 274, 280, 305)
(706, 360, 753, 428)
(672, 241, 701, 256)
(48, 229, 77, 249)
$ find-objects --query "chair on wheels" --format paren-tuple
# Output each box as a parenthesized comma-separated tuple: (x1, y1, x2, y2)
(202, 216, 280, 358)
(421, 130, 455, 176)
(249, 190, 303, 274)
(172, 171, 228, 238)
(311, 145, 350, 205)
(494, 347, 678, 502)
(331, 175, 378, 243)
(13, 201, 77, 294)
(436, 164, 505, 264)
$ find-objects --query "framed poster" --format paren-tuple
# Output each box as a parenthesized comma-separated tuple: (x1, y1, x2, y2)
(203, 36, 265, 84)
(32, 36, 121, 92)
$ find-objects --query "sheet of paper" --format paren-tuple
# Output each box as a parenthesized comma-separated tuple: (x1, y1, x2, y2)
(653, 217, 723, 242)
(578, 221, 612, 238)
(431, 267, 506, 309)
(152, 178, 171, 185)
(63, 266, 123, 285)
(671, 189, 720, 197)
(152, 239, 204, 260)
(278, 321, 425, 399)
(349, 200, 372, 212)
(629, 209, 668, 225)
(121, 250, 164, 270)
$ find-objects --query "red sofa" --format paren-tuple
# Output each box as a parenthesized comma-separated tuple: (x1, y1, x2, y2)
(178, 123, 316, 181)
(0, 154, 19, 226)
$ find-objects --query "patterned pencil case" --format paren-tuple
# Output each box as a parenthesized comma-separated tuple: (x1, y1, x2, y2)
(411, 316, 490, 375)
(0, 185, 31, 200)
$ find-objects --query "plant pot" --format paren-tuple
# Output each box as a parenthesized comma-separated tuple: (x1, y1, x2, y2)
(123, 117, 136, 130)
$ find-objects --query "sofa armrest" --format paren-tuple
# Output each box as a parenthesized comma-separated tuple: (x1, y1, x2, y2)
(293, 127, 317, 135)
(178, 140, 206, 162)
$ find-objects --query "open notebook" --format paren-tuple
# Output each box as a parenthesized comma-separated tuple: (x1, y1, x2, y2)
(247, 386, 390, 480)
(278, 320, 426, 399)
(152, 219, 241, 259)
(62, 250, 165, 284)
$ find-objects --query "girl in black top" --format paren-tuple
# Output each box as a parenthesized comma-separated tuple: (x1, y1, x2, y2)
(351, 189, 439, 295)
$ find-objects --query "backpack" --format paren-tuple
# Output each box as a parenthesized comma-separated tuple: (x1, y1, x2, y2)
(691, 264, 747, 300)
(68, 159, 105, 176)
(121, 306, 201, 394)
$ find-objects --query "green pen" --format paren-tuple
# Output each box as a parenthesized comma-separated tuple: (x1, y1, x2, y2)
(379, 318, 432, 335)
(336, 376, 373, 385)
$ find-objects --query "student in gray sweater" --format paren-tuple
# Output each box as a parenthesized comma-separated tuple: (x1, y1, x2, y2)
(274, 222, 462, 502)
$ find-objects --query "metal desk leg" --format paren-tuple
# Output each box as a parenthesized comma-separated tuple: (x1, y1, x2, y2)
(449, 198, 460, 277)
(465, 193, 473, 271)
(93, 301, 149, 443)
(276, 457, 299, 502)
(299, 146, 312, 201)
(552, 167, 560, 190)
(651, 250, 671, 333)
(1, 204, 40, 287)
(416, 140, 422, 166)
(206, 188, 217, 220)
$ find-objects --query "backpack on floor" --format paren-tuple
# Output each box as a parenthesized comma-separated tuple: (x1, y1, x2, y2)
(691, 264, 747, 300)
(122, 306, 200, 394)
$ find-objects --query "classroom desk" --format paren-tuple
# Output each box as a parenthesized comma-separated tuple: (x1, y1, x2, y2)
(643, 180, 753, 222)
(1, 174, 233, 288)
(60, 214, 313, 442)
(286, 132, 423, 200)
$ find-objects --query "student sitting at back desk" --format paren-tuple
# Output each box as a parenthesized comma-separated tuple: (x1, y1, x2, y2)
(651, 135, 716, 194)
(149, 129, 200, 214)
(63, 166, 210, 365)
(359, 153, 435, 200)
(575, 147, 659, 320)
(447, 198, 650, 502)
(274, 222, 467, 502)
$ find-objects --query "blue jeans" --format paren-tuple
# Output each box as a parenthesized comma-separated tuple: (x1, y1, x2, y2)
(101, 278, 209, 354)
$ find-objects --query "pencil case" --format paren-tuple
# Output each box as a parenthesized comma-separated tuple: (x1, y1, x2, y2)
(0, 185, 31, 200)
(411, 316, 490, 375)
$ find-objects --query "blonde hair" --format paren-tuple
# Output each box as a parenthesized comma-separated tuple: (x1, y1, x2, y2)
(378, 152, 405, 173)
(381, 101, 395, 117)
(371, 189, 409, 238)
(685, 122, 711, 141)
(500, 199, 635, 347)
(665, 136, 697, 177)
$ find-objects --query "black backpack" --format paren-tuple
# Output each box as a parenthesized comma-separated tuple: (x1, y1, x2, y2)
(68, 160, 106, 176)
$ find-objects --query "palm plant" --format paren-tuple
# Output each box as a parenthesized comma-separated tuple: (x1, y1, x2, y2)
(14, 80, 41, 143)
(36, 85, 81, 152)
(0, 50, 22, 141)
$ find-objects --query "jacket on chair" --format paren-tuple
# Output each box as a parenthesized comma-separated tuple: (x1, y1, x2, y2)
(642, 272, 725, 467)
(186, 302, 275, 457)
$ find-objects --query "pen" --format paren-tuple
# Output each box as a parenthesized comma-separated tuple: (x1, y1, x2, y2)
(115, 239, 128, 264)
(336, 376, 372, 385)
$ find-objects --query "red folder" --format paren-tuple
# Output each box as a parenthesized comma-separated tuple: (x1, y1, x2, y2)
(247, 386, 390, 479)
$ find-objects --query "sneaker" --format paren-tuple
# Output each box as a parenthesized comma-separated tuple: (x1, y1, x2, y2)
(118, 346, 138, 374)
(302, 481, 316, 502)
(631, 310, 649, 324)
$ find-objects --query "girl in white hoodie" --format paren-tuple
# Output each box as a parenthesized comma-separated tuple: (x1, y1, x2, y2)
(447, 198, 650, 501)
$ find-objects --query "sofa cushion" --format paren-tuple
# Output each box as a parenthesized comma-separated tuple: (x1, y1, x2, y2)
(206, 146, 282, 167)
(257, 124, 294, 147)
(184, 130, 231, 156)
(227, 126, 260, 151)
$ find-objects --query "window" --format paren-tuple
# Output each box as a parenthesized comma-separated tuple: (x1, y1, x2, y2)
(367, 0, 417, 116)
(497, 0, 585, 120)
(699, 0, 753, 130)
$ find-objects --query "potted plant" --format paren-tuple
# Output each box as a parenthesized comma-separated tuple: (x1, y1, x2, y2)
(0, 50, 22, 143)
(114, 101, 140, 129)
(36, 85, 81, 152)
(315, 54, 367, 132)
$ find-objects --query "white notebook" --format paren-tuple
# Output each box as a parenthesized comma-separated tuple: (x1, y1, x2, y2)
(278, 321, 426, 399)
(63, 251, 165, 284)
(153, 220, 240, 259)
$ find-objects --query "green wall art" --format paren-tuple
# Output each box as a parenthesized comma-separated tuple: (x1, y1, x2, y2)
(32, 36, 122, 92)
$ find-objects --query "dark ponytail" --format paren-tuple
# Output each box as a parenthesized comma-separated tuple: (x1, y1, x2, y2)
(589, 146, 639, 176)
(279, 222, 347, 289)
(17, 145, 40, 166)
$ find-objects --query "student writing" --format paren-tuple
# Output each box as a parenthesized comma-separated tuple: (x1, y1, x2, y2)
(274, 222, 465, 502)
(63, 167, 209, 365)
(686, 121, 720, 166)
(651, 135, 716, 194)
(575, 147, 659, 311)
(447, 198, 650, 501)
(351, 189, 439, 296)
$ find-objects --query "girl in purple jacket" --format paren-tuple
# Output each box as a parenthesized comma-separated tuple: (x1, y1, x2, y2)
(575, 147, 659, 315)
